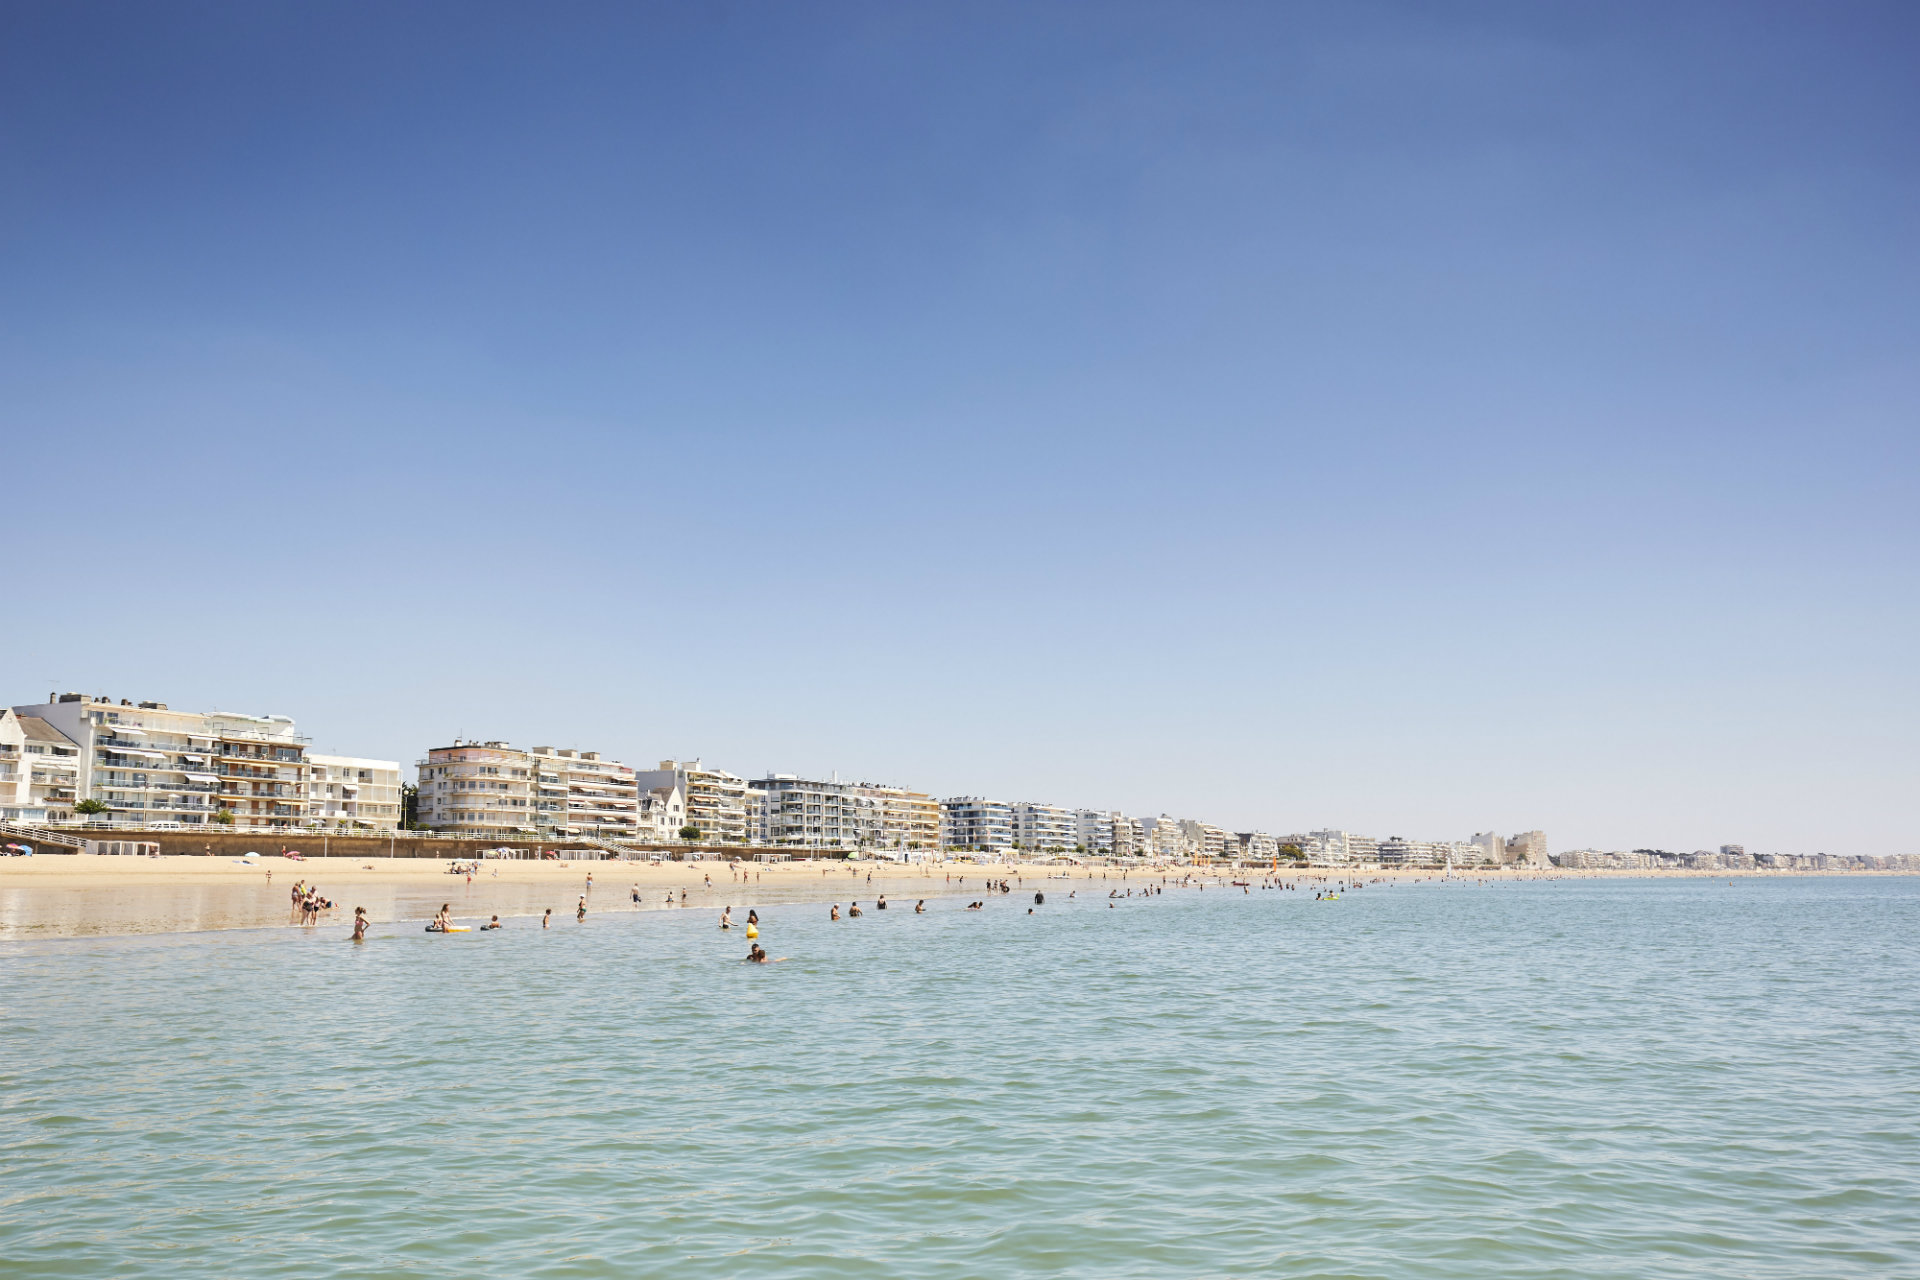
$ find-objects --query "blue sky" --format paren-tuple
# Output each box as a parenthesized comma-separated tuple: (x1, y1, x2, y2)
(2, 2, 1915, 854)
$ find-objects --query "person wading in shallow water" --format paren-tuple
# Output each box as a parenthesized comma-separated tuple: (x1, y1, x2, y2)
(577, 896, 587, 923)
(351, 907, 369, 942)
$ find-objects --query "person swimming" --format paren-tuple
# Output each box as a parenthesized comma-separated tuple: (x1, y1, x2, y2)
(542, 908, 552, 929)
(849, 902, 863, 917)
(914, 899, 925, 913)
(876, 895, 887, 910)
(351, 907, 368, 942)
(720, 907, 733, 929)
(747, 909, 759, 925)
(481, 915, 502, 931)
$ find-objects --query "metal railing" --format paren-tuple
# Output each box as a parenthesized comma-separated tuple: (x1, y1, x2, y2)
(0, 819, 90, 849)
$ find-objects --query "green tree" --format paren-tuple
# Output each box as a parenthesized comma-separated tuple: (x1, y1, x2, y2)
(400, 783, 421, 829)
(73, 798, 110, 818)
(213, 808, 236, 826)
(679, 825, 702, 842)
(1279, 843, 1306, 862)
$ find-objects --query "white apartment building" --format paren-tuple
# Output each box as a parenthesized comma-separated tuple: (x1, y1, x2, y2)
(1180, 820, 1232, 860)
(417, 741, 536, 835)
(10, 694, 317, 830)
(0, 708, 81, 824)
(1075, 809, 1117, 856)
(1113, 814, 1146, 858)
(749, 774, 880, 850)
(634, 760, 748, 845)
(1236, 831, 1279, 860)
(1300, 830, 1379, 864)
(1470, 831, 1504, 865)
(1010, 801, 1076, 854)
(306, 755, 404, 828)
(940, 797, 1013, 855)
(1142, 815, 1188, 860)
(851, 783, 941, 854)
(1376, 837, 1451, 866)
(541, 747, 641, 838)
(417, 741, 642, 841)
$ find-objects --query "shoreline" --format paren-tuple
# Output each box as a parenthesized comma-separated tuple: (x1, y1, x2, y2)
(0, 855, 1912, 943)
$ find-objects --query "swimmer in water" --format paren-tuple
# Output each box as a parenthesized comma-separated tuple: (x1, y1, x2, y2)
(351, 907, 368, 942)
(914, 899, 925, 913)
(542, 908, 552, 929)
(830, 904, 841, 921)
(876, 895, 886, 910)
(747, 909, 759, 925)
(849, 902, 863, 918)
(481, 915, 502, 931)
(720, 907, 733, 930)
(577, 896, 587, 923)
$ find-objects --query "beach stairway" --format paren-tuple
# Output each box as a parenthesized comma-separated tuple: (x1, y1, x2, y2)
(571, 833, 655, 861)
(0, 819, 90, 851)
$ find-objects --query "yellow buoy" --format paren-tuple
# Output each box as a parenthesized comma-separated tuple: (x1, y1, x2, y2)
(746, 924, 759, 939)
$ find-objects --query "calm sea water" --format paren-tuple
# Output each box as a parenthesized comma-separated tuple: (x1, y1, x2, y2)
(2, 876, 1916, 1278)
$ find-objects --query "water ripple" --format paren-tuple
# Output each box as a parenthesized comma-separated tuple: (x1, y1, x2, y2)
(1, 877, 1916, 1277)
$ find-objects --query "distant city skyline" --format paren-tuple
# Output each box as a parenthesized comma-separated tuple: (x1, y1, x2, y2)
(2, 4, 1915, 856)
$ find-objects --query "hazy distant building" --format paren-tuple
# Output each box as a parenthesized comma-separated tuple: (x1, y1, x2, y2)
(1237, 831, 1279, 860)
(1505, 830, 1549, 866)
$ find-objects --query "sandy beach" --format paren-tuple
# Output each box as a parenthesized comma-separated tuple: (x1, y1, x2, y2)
(0, 853, 1893, 942)
(0, 854, 1177, 940)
